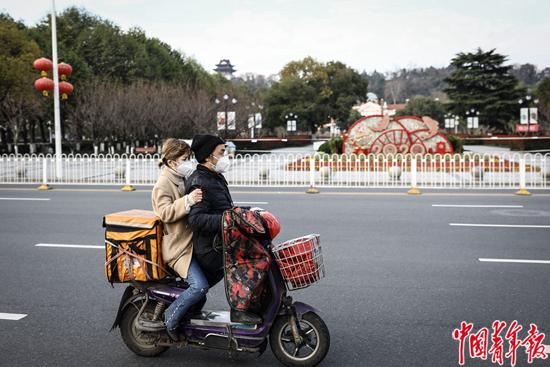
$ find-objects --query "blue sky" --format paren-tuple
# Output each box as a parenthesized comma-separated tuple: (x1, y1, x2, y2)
(2, 0, 549, 76)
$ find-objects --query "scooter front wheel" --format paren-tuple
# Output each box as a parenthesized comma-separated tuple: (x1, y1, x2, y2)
(269, 312, 330, 367)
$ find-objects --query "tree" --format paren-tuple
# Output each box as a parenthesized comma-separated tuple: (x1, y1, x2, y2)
(364, 70, 385, 99)
(396, 96, 446, 123)
(510, 63, 543, 87)
(264, 57, 368, 133)
(536, 76, 550, 131)
(444, 48, 525, 132)
(28, 7, 216, 89)
(0, 7, 227, 153)
(0, 17, 43, 152)
(384, 71, 407, 104)
(67, 78, 219, 148)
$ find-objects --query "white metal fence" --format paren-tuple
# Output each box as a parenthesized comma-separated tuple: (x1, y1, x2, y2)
(1, 153, 549, 190)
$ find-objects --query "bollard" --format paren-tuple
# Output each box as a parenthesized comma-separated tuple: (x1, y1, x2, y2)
(515, 158, 531, 196)
(121, 159, 135, 192)
(37, 156, 52, 190)
(306, 154, 319, 194)
(407, 156, 421, 195)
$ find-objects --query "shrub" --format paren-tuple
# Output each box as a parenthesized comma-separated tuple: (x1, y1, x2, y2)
(318, 137, 343, 154)
(447, 134, 463, 153)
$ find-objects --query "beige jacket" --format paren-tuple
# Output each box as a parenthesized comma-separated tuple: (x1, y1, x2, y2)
(151, 168, 194, 278)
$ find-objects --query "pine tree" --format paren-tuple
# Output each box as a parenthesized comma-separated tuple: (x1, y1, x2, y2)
(444, 48, 525, 132)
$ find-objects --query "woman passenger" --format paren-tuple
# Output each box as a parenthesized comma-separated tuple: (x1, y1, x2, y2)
(151, 138, 207, 342)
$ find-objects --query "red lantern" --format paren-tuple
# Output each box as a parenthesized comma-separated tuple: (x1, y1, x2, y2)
(33, 58, 53, 77)
(34, 77, 54, 97)
(58, 81, 74, 100)
(58, 62, 73, 81)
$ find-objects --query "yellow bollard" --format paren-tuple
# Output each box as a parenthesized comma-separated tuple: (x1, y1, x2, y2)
(121, 185, 135, 192)
(515, 158, 531, 196)
(407, 157, 422, 195)
(306, 186, 320, 194)
(407, 187, 421, 195)
(306, 154, 320, 194)
(515, 188, 531, 196)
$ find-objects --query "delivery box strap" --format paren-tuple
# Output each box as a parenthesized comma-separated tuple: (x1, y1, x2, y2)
(106, 237, 146, 283)
(106, 238, 164, 272)
(105, 240, 161, 284)
(106, 235, 157, 277)
(105, 239, 169, 283)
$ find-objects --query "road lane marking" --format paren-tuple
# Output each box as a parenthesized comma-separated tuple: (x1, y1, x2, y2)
(234, 201, 269, 205)
(433, 204, 523, 208)
(450, 223, 550, 229)
(479, 258, 550, 264)
(35, 243, 103, 249)
(0, 313, 27, 321)
(0, 197, 50, 201)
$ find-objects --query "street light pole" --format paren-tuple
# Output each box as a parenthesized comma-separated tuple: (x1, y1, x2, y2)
(518, 95, 539, 135)
(215, 94, 237, 139)
(466, 108, 479, 133)
(249, 102, 263, 139)
(51, 0, 62, 178)
(224, 94, 228, 140)
(285, 113, 298, 135)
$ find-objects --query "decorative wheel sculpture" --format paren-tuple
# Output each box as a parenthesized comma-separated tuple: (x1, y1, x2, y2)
(409, 129, 453, 154)
(408, 130, 428, 155)
(370, 129, 410, 155)
(343, 115, 454, 155)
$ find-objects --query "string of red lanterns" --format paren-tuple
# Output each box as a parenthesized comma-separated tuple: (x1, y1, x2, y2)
(33, 58, 73, 99)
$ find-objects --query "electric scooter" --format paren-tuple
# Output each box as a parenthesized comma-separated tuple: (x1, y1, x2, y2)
(110, 234, 329, 367)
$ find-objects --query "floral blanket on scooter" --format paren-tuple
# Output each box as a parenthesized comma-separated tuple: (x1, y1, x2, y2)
(222, 207, 271, 312)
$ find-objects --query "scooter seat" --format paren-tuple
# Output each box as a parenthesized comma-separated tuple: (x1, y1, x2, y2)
(187, 311, 258, 330)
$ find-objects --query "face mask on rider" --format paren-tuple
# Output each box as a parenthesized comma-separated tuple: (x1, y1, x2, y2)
(211, 154, 231, 173)
(175, 160, 195, 179)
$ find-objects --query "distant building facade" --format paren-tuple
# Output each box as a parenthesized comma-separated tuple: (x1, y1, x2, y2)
(353, 93, 407, 117)
(214, 59, 236, 79)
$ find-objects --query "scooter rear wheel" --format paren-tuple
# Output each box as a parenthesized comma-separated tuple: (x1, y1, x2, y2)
(119, 299, 168, 357)
(269, 312, 330, 367)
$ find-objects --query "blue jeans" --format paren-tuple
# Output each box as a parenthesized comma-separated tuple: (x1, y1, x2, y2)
(164, 258, 209, 331)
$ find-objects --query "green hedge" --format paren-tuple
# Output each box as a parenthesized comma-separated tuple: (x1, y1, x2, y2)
(318, 137, 343, 154)
(447, 135, 463, 153)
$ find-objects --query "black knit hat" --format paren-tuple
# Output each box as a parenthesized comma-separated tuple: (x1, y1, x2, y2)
(191, 134, 225, 163)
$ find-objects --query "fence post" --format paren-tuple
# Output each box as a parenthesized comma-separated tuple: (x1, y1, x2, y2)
(306, 154, 319, 194)
(37, 156, 52, 190)
(408, 155, 421, 195)
(515, 158, 531, 196)
(121, 158, 135, 192)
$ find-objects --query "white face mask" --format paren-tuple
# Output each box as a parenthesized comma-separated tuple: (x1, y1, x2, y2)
(175, 160, 196, 179)
(212, 155, 231, 173)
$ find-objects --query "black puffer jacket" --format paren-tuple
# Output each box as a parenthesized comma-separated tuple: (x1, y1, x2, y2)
(185, 164, 233, 282)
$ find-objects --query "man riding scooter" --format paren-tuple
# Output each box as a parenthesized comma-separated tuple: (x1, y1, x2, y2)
(186, 134, 263, 324)
(107, 136, 330, 364)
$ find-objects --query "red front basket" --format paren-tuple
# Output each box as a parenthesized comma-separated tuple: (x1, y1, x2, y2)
(272, 234, 325, 290)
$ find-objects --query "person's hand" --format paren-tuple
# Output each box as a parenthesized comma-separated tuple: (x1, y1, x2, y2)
(189, 188, 203, 206)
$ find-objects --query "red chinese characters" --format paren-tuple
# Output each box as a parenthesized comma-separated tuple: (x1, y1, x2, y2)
(452, 320, 548, 366)
(522, 324, 547, 364)
(489, 320, 507, 365)
(505, 320, 523, 366)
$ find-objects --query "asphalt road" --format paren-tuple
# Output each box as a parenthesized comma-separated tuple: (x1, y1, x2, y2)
(1, 186, 550, 366)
